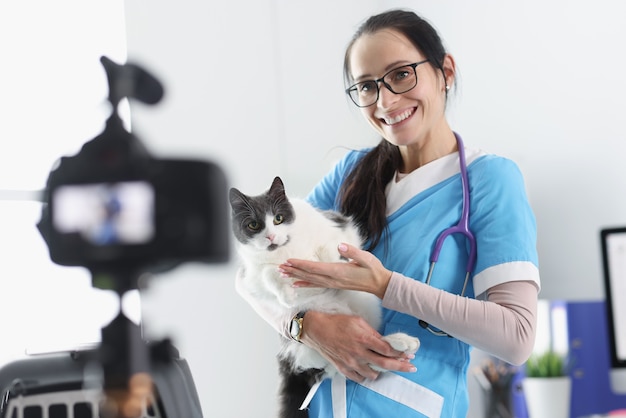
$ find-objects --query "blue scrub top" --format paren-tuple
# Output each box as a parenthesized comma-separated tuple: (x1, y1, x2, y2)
(305, 146, 538, 417)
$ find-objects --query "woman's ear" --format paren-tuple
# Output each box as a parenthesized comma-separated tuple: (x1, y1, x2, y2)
(442, 54, 456, 91)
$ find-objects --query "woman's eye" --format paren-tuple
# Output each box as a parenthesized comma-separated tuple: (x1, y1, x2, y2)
(393, 69, 410, 81)
(248, 221, 260, 231)
(359, 81, 376, 93)
(274, 214, 284, 225)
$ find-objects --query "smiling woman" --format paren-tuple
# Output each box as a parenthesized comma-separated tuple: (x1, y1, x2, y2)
(0, 0, 135, 364)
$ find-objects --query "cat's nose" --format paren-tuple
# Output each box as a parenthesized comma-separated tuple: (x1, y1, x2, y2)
(267, 234, 275, 243)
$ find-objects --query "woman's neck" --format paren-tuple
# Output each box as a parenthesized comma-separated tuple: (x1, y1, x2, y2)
(399, 128, 457, 173)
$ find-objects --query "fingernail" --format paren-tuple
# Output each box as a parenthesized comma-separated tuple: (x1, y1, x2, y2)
(338, 243, 348, 252)
(409, 366, 417, 373)
(406, 353, 415, 359)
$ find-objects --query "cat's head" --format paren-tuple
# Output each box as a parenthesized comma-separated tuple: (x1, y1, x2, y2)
(229, 176, 295, 251)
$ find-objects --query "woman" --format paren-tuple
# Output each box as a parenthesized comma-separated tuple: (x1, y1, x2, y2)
(242, 8, 540, 417)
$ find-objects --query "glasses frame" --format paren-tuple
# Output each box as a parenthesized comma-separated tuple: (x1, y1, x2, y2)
(345, 59, 430, 108)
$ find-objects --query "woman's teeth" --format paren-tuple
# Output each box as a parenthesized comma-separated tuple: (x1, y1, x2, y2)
(383, 109, 414, 125)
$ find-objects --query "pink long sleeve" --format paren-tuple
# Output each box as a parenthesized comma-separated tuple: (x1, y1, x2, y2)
(382, 272, 538, 365)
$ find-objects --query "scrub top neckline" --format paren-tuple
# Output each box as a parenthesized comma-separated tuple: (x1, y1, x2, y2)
(386, 147, 486, 216)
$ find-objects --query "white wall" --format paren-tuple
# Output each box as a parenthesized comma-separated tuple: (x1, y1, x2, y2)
(121, 1, 626, 417)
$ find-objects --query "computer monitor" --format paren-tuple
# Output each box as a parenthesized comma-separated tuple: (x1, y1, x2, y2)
(600, 227, 626, 394)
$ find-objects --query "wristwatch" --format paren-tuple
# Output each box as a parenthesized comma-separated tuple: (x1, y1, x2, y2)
(289, 311, 307, 343)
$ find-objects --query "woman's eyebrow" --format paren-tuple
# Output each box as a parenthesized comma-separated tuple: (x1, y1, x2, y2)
(352, 60, 416, 82)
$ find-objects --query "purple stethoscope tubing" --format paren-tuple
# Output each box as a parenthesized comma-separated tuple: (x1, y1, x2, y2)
(425, 132, 477, 298)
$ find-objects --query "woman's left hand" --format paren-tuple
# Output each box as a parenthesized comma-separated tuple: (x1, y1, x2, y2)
(278, 243, 392, 299)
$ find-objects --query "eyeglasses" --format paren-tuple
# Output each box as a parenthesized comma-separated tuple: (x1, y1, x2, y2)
(345, 60, 429, 108)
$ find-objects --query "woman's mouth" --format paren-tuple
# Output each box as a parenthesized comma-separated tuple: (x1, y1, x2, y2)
(381, 108, 415, 125)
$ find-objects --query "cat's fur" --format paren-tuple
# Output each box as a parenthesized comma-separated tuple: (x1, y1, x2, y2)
(229, 176, 420, 418)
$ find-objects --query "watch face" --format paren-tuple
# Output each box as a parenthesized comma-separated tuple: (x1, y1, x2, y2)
(290, 319, 300, 338)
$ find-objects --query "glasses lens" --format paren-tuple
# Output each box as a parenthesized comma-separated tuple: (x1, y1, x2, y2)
(348, 80, 378, 107)
(383, 65, 417, 94)
(346, 63, 420, 107)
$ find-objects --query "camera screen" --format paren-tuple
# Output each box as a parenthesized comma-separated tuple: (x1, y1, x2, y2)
(52, 181, 155, 246)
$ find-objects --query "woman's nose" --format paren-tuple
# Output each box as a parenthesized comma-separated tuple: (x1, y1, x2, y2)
(377, 83, 399, 108)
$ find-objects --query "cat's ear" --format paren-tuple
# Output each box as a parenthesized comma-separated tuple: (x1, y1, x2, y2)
(269, 176, 285, 196)
(229, 188, 248, 209)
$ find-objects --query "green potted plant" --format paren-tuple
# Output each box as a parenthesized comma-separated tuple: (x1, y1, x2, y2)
(525, 350, 568, 378)
(522, 351, 572, 418)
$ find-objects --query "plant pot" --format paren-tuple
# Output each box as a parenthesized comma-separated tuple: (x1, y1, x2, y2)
(522, 376, 571, 418)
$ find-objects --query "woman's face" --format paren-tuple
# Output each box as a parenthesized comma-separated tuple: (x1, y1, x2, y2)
(348, 29, 450, 149)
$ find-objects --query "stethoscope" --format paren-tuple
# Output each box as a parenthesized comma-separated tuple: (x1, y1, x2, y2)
(418, 132, 477, 337)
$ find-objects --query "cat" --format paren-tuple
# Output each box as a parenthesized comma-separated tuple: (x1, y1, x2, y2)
(229, 176, 420, 418)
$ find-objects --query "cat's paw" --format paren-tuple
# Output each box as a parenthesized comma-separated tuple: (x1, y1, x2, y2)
(382, 332, 420, 354)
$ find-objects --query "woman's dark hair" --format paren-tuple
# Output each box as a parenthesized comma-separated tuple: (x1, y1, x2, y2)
(339, 9, 450, 250)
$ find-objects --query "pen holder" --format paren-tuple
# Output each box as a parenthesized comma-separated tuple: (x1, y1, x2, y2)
(474, 359, 517, 418)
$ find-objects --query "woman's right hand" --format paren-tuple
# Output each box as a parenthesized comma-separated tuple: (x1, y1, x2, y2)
(300, 311, 416, 382)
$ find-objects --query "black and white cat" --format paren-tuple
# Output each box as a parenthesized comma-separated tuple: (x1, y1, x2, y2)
(229, 176, 420, 418)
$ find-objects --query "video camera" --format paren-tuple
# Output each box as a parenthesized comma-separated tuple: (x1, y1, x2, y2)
(38, 56, 229, 286)
(0, 56, 229, 418)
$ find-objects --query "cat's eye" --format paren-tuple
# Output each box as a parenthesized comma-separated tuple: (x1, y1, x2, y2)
(274, 214, 284, 225)
(247, 221, 260, 231)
